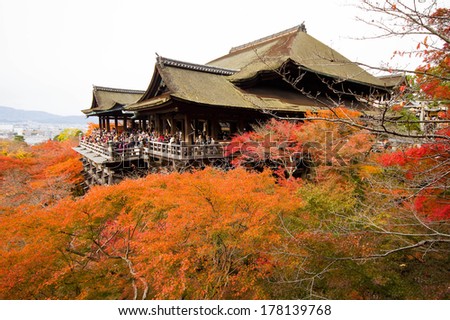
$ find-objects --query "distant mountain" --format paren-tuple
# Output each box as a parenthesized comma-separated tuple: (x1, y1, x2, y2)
(0, 106, 89, 125)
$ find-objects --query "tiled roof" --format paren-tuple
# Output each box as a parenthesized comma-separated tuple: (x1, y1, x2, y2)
(229, 24, 306, 54)
(83, 86, 145, 115)
(208, 24, 388, 88)
(157, 56, 238, 76)
(99, 25, 393, 116)
(126, 62, 322, 113)
(93, 86, 145, 95)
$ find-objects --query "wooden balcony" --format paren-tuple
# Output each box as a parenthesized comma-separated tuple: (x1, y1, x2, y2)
(146, 141, 226, 161)
(74, 140, 227, 165)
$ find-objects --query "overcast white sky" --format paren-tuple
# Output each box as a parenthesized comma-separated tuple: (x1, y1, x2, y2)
(0, 0, 447, 116)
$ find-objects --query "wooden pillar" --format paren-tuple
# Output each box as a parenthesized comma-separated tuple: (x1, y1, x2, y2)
(161, 116, 166, 134)
(123, 114, 128, 132)
(238, 118, 245, 133)
(207, 119, 212, 138)
(106, 116, 111, 131)
(211, 118, 219, 140)
(184, 114, 191, 143)
(107, 168, 114, 185)
(162, 116, 167, 135)
(170, 117, 175, 135)
(155, 114, 161, 134)
(100, 168, 106, 185)
(114, 116, 118, 131)
(99, 116, 103, 131)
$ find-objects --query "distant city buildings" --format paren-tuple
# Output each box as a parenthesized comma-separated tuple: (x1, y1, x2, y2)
(0, 121, 87, 145)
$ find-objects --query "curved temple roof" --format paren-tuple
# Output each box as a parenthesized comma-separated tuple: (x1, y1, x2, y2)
(207, 24, 390, 88)
(107, 24, 395, 115)
(83, 86, 145, 116)
(126, 56, 324, 113)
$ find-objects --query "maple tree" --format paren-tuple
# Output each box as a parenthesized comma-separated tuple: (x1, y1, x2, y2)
(226, 107, 374, 181)
(0, 168, 301, 299)
(357, 1, 449, 120)
(0, 138, 83, 215)
(0, 143, 34, 210)
(0, 138, 85, 298)
(230, 122, 448, 298)
(55, 128, 83, 142)
(85, 122, 100, 136)
(346, 0, 450, 257)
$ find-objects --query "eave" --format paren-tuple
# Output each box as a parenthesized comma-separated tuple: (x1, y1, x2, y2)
(125, 93, 172, 112)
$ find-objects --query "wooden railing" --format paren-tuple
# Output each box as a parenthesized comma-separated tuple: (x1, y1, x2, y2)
(78, 140, 226, 162)
(79, 141, 143, 161)
(145, 141, 225, 161)
(79, 141, 112, 159)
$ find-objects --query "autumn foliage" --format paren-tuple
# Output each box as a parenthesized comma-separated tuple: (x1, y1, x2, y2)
(1, 2, 449, 298)
(0, 139, 83, 210)
(0, 166, 298, 299)
(1, 113, 448, 300)
(415, 8, 450, 101)
(226, 108, 374, 180)
(377, 129, 450, 221)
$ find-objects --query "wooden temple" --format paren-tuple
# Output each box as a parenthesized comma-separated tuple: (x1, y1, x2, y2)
(82, 86, 145, 131)
(75, 24, 393, 185)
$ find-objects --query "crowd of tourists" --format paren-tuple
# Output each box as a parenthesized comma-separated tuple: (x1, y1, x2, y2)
(81, 128, 217, 149)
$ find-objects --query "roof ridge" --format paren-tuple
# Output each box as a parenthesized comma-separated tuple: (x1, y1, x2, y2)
(157, 56, 238, 75)
(93, 85, 145, 94)
(229, 23, 307, 54)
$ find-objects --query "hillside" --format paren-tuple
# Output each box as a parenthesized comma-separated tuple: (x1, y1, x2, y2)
(1, 115, 448, 300)
(0, 106, 89, 125)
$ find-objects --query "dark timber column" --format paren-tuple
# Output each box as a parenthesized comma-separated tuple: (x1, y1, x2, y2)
(106, 116, 111, 131)
(148, 115, 152, 131)
(238, 118, 245, 133)
(170, 117, 175, 135)
(114, 116, 118, 131)
(99, 116, 103, 131)
(123, 114, 128, 132)
(155, 114, 161, 134)
(162, 116, 168, 135)
(211, 117, 219, 140)
(183, 114, 191, 143)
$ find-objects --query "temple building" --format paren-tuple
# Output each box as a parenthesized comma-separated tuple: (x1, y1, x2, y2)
(76, 24, 394, 185)
(82, 86, 145, 132)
